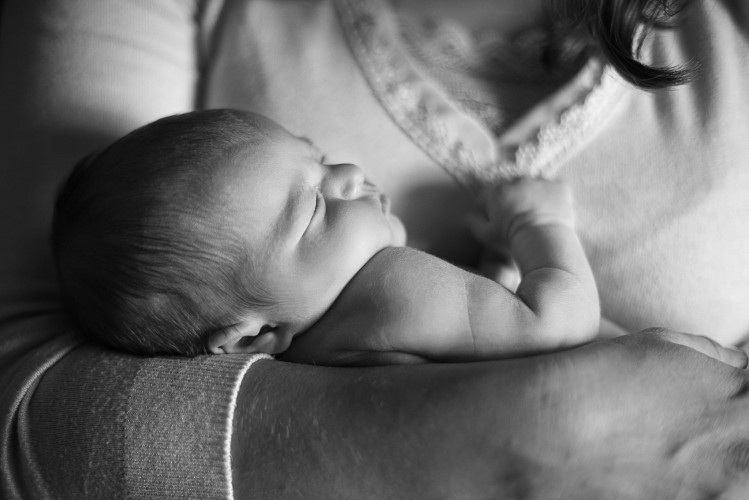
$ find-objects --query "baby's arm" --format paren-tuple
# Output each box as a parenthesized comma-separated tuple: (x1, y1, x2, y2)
(467, 178, 600, 351)
(281, 246, 490, 365)
(281, 179, 600, 365)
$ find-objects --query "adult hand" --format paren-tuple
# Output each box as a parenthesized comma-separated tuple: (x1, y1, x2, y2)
(234, 328, 749, 499)
(530, 328, 749, 499)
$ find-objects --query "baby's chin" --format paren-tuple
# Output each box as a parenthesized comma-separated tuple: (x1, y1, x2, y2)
(388, 214, 408, 247)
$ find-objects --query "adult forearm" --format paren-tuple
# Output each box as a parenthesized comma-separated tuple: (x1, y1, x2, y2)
(232, 358, 556, 498)
(233, 331, 749, 499)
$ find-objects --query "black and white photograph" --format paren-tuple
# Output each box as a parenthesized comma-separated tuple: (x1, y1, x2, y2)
(2, 0, 749, 498)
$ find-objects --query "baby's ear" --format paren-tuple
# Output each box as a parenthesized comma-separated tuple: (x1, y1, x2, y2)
(207, 318, 293, 355)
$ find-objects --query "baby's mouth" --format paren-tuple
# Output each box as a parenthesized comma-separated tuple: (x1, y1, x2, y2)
(361, 179, 388, 213)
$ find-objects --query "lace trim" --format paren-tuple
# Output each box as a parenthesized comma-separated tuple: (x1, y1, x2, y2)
(335, 0, 624, 194)
(335, 0, 497, 196)
(483, 62, 626, 183)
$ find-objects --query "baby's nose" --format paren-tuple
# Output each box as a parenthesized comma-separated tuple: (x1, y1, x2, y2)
(326, 163, 367, 199)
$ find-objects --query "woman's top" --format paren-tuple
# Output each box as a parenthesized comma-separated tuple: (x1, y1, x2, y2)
(206, 0, 749, 343)
(2, 0, 748, 497)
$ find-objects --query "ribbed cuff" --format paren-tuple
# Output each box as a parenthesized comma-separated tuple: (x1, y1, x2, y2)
(125, 353, 272, 499)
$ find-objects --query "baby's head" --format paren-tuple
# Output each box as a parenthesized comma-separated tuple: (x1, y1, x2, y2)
(52, 109, 406, 356)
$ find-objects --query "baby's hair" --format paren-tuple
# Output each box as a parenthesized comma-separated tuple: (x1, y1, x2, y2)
(547, 0, 693, 88)
(52, 109, 272, 356)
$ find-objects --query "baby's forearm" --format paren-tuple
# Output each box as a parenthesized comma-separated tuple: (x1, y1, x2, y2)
(468, 178, 599, 352)
(507, 220, 600, 346)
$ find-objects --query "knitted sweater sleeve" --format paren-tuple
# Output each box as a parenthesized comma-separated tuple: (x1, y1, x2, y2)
(1, 313, 269, 499)
(0, 0, 275, 497)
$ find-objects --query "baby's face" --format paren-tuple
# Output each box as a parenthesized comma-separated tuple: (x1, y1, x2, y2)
(216, 114, 406, 336)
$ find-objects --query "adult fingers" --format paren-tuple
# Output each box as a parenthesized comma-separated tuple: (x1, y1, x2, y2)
(641, 327, 749, 369)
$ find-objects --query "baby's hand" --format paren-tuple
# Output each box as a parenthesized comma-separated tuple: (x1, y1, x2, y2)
(469, 178, 576, 253)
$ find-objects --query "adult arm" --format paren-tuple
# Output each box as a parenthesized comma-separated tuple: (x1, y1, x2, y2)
(239, 329, 749, 499)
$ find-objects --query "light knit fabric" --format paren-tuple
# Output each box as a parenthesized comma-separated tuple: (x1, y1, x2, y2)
(330, 0, 749, 342)
(0, 1, 271, 498)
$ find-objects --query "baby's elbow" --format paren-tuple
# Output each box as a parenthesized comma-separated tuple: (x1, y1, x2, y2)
(532, 309, 599, 350)
(530, 288, 600, 349)
(561, 307, 600, 346)
(517, 268, 600, 340)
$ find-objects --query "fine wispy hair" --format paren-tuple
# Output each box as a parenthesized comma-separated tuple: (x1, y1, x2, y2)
(52, 110, 272, 356)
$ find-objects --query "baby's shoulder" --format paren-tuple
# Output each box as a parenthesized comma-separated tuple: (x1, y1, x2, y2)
(310, 246, 466, 336)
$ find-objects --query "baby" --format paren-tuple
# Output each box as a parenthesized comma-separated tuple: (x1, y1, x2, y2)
(52, 109, 603, 366)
